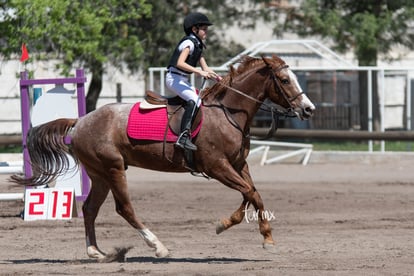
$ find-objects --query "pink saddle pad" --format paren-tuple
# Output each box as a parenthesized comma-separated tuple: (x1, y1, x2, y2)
(127, 102, 202, 142)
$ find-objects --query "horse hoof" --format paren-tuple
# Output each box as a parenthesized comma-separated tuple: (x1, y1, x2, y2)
(87, 246, 106, 259)
(216, 221, 226, 234)
(155, 246, 169, 258)
(263, 242, 277, 254)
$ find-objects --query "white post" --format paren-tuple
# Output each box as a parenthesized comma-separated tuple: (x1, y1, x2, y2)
(407, 72, 412, 130)
(367, 69, 373, 152)
(379, 69, 385, 152)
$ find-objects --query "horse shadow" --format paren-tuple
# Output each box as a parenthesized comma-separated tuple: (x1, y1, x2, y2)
(126, 256, 270, 264)
(6, 256, 271, 265)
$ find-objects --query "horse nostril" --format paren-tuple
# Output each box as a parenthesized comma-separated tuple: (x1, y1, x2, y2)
(304, 107, 314, 117)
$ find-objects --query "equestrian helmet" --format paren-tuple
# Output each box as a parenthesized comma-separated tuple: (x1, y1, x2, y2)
(183, 12, 213, 35)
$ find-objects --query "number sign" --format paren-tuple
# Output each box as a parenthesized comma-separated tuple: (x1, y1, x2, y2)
(24, 188, 76, 221)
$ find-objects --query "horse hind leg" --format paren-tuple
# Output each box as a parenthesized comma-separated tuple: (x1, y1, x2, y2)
(108, 166, 169, 258)
(82, 176, 110, 259)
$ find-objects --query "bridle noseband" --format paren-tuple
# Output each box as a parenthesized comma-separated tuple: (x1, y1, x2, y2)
(269, 64, 304, 114)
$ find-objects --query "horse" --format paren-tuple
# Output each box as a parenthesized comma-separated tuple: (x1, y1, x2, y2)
(11, 55, 315, 262)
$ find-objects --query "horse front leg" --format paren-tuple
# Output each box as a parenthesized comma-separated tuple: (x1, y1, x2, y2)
(249, 187, 276, 250)
(216, 198, 248, 234)
(241, 164, 276, 250)
(213, 162, 276, 252)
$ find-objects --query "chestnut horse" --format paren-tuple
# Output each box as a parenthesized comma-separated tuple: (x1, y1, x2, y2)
(12, 55, 314, 261)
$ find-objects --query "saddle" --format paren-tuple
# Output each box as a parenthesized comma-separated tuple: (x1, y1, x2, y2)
(144, 90, 202, 135)
(140, 91, 205, 174)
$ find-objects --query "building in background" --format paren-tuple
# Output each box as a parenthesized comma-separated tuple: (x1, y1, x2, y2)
(1, 0, 413, 134)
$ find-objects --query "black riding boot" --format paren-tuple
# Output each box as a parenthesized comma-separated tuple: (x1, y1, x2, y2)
(176, 100, 198, 151)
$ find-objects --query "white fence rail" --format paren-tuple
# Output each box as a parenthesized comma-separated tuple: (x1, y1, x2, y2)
(249, 140, 313, 166)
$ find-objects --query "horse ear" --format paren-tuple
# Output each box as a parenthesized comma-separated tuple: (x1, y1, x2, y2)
(261, 55, 272, 68)
(229, 65, 235, 83)
(271, 54, 285, 67)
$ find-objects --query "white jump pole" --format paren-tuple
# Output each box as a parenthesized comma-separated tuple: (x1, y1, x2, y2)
(0, 161, 24, 201)
(0, 167, 23, 174)
(0, 193, 24, 201)
(0, 161, 23, 174)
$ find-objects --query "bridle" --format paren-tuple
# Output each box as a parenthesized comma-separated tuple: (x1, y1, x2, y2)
(212, 64, 303, 116)
(269, 64, 305, 112)
(211, 63, 304, 139)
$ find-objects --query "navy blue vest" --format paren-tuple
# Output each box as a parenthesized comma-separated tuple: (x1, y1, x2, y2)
(168, 35, 204, 74)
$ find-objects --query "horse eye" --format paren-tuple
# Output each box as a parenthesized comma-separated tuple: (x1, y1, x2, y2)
(281, 79, 289, 85)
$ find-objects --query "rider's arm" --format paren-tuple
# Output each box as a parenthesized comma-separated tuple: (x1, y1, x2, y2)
(176, 47, 208, 77)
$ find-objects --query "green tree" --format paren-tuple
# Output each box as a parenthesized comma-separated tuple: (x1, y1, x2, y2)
(0, 0, 151, 112)
(0, 0, 265, 112)
(270, 0, 414, 130)
(130, 0, 264, 69)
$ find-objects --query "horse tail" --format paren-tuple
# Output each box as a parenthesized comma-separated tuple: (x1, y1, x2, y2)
(10, 118, 78, 186)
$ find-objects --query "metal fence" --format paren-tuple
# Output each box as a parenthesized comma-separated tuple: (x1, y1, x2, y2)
(148, 66, 414, 134)
(1, 65, 413, 152)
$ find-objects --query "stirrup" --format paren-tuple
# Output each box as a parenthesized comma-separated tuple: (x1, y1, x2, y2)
(175, 139, 197, 151)
(175, 132, 197, 151)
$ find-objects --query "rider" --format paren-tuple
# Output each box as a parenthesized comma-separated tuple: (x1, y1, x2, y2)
(166, 12, 222, 151)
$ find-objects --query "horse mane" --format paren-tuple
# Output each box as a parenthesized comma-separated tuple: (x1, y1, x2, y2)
(202, 55, 286, 100)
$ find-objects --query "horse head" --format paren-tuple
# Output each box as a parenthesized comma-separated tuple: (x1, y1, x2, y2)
(262, 55, 315, 120)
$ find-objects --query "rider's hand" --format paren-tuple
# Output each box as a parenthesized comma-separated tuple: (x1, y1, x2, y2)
(198, 70, 222, 81)
(214, 74, 223, 81)
(199, 71, 210, 79)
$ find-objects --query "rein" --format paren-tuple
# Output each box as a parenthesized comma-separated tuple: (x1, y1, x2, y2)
(211, 63, 301, 139)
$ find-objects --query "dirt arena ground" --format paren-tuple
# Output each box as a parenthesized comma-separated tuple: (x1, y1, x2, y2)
(0, 156, 413, 275)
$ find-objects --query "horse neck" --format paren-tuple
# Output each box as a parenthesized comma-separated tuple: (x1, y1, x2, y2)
(207, 69, 269, 131)
(223, 71, 267, 114)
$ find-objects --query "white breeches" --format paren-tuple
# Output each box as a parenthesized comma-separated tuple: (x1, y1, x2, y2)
(165, 72, 201, 107)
